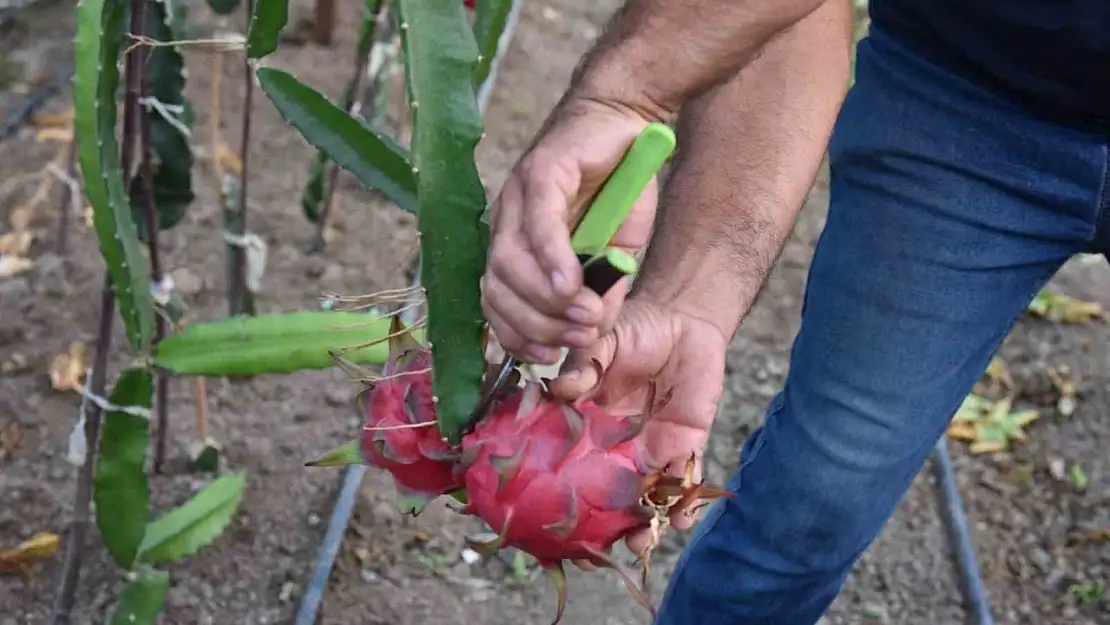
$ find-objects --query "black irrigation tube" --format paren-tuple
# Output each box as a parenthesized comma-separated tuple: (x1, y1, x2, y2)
(932, 436, 995, 625)
(0, 63, 75, 143)
(292, 2, 525, 623)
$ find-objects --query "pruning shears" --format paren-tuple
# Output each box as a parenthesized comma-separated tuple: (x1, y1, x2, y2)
(467, 122, 677, 430)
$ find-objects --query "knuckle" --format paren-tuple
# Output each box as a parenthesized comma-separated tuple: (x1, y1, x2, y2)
(479, 274, 506, 306)
(491, 323, 525, 353)
(488, 235, 515, 268)
(517, 150, 550, 180)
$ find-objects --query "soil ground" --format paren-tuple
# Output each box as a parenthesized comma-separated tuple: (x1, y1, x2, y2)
(1, 0, 1109, 624)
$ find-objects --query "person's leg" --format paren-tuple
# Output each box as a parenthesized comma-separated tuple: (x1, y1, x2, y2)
(654, 26, 1108, 625)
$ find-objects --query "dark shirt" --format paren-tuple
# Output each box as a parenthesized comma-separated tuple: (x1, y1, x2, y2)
(870, 0, 1110, 131)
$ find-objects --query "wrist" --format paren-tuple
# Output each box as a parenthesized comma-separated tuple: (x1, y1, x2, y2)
(631, 252, 749, 342)
(566, 55, 677, 125)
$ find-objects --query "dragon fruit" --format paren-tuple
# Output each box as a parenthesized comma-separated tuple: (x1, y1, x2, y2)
(456, 380, 727, 623)
(313, 316, 726, 622)
(358, 317, 463, 514)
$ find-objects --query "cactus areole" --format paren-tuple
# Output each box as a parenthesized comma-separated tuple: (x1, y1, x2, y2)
(349, 318, 727, 623)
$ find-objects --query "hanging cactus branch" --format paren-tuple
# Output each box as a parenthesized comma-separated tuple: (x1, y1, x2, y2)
(395, 0, 489, 444)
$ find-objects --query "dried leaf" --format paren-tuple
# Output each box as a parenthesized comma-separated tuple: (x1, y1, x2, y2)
(1077, 529, 1110, 542)
(1, 353, 28, 375)
(31, 108, 75, 128)
(0, 420, 23, 460)
(946, 421, 977, 441)
(0, 255, 33, 278)
(0, 231, 33, 256)
(49, 342, 88, 392)
(0, 532, 61, 573)
(215, 141, 242, 176)
(1028, 290, 1104, 324)
(984, 356, 1012, 387)
(1046, 366, 1078, 417)
(946, 394, 1039, 454)
(8, 205, 35, 232)
(35, 127, 74, 143)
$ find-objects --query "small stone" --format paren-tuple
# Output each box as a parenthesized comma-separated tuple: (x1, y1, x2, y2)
(278, 581, 297, 603)
(1049, 458, 1067, 481)
(1057, 394, 1077, 417)
(460, 548, 481, 564)
(307, 513, 321, 527)
(360, 568, 380, 583)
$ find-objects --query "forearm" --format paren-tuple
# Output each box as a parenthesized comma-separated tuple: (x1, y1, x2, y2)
(632, 0, 851, 336)
(569, 0, 830, 120)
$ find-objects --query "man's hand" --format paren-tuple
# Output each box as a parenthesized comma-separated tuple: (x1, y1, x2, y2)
(481, 99, 658, 365)
(549, 298, 728, 556)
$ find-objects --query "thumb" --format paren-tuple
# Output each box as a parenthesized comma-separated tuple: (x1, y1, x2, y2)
(547, 335, 617, 402)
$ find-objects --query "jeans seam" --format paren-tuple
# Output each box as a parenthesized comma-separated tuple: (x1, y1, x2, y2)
(1096, 142, 1110, 250)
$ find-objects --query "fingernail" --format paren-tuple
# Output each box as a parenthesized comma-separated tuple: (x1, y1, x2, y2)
(550, 270, 568, 294)
(565, 305, 591, 324)
(563, 329, 591, 347)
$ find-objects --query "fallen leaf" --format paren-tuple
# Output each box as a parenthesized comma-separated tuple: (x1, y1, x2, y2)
(0, 254, 33, 278)
(1069, 465, 1088, 493)
(30, 108, 74, 128)
(216, 140, 242, 176)
(49, 342, 88, 393)
(1028, 290, 1104, 323)
(0, 420, 22, 460)
(947, 394, 1039, 454)
(1046, 366, 1078, 417)
(1077, 529, 1110, 542)
(0, 231, 32, 256)
(35, 127, 73, 143)
(984, 356, 1012, 387)
(1, 353, 28, 374)
(353, 546, 371, 564)
(0, 532, 61, 574)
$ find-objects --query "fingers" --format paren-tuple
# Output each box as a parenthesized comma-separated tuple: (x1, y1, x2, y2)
(482, 160, 610, 360)
(518, 155, 586, 300)
(548, 332, 618, 401)
(479, 294, 561, 364)
(481, 271, 600, 349)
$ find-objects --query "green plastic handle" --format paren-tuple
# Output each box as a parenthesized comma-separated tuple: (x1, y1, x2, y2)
(570, 122, 677, 256)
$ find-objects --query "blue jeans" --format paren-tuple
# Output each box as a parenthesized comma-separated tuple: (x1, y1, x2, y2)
(654, 26, 1110, 625)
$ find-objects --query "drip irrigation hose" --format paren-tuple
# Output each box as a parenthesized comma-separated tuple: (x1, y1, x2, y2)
(931, 436, 995, 625)
(292, 464, 367, 625)
(0, 63, 74, 143)
(294, 2, 524, 621)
